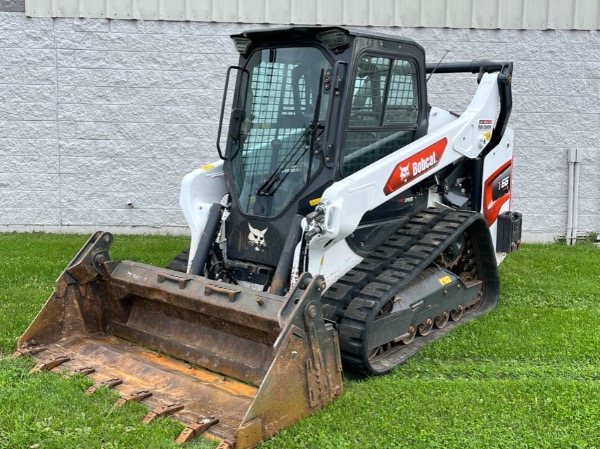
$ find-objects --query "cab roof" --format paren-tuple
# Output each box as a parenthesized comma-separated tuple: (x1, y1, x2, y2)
(231, 26, 422, 51)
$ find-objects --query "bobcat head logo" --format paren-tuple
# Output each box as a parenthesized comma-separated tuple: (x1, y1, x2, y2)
(248, 224, 267, 251)
(399, 163, 411, 182)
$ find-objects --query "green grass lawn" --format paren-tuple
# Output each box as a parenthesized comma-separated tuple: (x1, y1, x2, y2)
(1, 233, 599, 449)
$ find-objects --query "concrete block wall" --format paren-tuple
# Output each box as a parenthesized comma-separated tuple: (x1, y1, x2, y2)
(0, 10, 242, 234)
(0, 9, 598, 240)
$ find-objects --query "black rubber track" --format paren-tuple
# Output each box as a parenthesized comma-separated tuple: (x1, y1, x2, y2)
(166, 248, 189, 273)
(321, 207, 500, 375)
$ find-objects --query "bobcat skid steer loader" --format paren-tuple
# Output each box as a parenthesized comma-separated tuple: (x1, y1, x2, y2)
(17, 27, 521, 448)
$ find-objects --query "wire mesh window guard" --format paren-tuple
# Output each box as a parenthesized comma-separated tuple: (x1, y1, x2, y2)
(344, 57, 419, 176)
(230, 47, 331, 217)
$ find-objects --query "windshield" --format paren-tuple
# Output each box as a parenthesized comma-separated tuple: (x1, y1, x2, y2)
(229, 47, 331, 217)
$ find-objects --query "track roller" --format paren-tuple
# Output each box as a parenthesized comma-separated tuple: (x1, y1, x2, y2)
(400, 326, 416, 344)
(434, 312, 449, 329)
(450, 305, 464, 321)
(417, 319, 433, 336)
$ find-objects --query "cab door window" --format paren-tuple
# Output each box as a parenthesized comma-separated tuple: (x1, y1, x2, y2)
(344, 56, 419, 175)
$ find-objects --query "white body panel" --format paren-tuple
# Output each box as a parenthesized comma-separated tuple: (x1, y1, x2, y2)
(305, 237, 364, 288)
(179, 161, 227, 272)
(428, 107, 459, 133)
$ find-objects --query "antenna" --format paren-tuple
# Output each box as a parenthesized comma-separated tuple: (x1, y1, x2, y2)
(426, 50, 449, 83)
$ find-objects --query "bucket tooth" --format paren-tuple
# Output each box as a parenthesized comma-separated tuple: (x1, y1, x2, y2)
(30, 355, 70, 372)
(86, 377, 123, 394)
(64, 366, 95, 378)
(142, 404, 185, 424)
(114, 390, 153, 407)
(175, 416, 219, 445)
(14, 345, 46, 357)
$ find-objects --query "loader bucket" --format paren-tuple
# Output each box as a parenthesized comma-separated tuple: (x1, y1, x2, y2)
(17, 232, 343, 448)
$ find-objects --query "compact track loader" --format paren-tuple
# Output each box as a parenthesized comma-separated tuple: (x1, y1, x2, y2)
(17, 27, 521, 448)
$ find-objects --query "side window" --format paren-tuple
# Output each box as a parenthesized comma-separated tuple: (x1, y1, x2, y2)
(349, 57, 386, 127)
(385, 60, 419, 123)
(344, 56, 419, 176)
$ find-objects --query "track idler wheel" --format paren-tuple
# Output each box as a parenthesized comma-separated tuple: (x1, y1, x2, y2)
(417, 319, 434, 336)
(450, 305, 464, 321)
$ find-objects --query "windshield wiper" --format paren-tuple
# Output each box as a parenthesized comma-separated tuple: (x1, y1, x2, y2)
(255, 123, 317, 196)
(256, 70, 325, 197)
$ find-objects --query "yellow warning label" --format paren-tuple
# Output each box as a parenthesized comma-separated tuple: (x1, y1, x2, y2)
(439, 276, 452, 286)
(485, 131, 491, 140)
(309, 198, 321, 207)
(200, 164, 215, 171)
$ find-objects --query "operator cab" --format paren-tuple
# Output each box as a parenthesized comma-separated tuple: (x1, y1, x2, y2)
(218, 27, 428, 291)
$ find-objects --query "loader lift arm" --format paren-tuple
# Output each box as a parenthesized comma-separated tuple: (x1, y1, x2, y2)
(425, 60, 513, 152)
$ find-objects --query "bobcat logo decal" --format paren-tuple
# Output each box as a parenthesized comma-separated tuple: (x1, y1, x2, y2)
(384, 138, 448, 195)
(399, 163, 410, 182)
(248, 224, 267, 251)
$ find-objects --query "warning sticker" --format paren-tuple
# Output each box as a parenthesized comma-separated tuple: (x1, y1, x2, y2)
(438, 276, 452, 286)
(200, 164, 215, 171)
(478, 119, 493, 131)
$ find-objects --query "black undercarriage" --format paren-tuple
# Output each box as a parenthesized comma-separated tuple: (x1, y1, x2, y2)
(321, 207, 500, 375)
